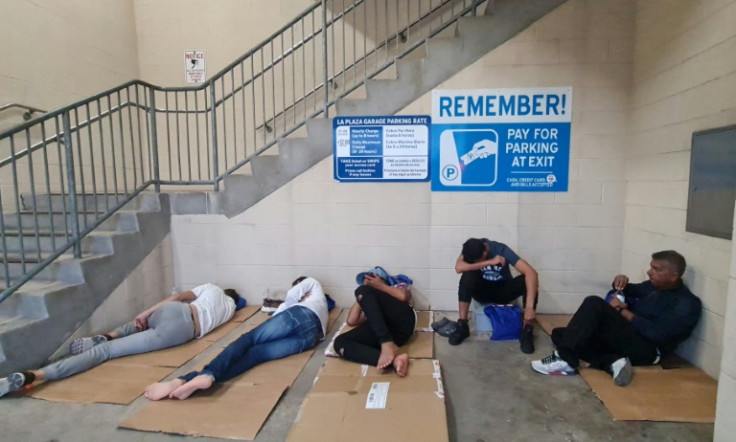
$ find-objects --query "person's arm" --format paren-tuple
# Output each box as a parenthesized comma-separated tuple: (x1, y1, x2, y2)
(346, 302, 367, 326)
(454, 254, 507, 274)
(363, 274, 411, 303)
(134, 290, 197, 330)
(627, 296, 702, 343)
(273, 277, 324, 315)
(513, 259, 538, 323)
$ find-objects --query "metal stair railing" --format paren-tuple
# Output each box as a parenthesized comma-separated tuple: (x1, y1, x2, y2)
(0, 0, 485, 303)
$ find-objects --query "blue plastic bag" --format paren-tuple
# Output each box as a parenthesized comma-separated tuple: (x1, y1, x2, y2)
(484, 304, 522, 341)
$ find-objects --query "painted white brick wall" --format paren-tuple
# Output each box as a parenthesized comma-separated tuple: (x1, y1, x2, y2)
(626, 0, 736, 378)
(714, 206, 736, 440)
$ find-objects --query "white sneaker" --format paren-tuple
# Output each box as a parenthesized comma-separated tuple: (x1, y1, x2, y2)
(0, 373, 26, 398)
(531, 352, 577, 376)
(611, 357, 632, 386)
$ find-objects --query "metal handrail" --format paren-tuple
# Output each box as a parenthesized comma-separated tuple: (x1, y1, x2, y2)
(0, 0, 485, 304)
(0, 103, 48, 121)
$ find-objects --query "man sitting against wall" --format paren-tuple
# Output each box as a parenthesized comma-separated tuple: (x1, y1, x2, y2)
(531, 250, 702, 387)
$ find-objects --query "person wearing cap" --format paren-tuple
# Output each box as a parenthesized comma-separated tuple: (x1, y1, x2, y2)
(143, 276, 328, 400)
(333, 267, 415, 377)
(0, 283, 245, 398)
(531, 250, 701, 387)
(450, 238, 539, 353)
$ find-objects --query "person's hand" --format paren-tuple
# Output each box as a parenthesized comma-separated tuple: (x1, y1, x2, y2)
(608, 296, 627, 311)
(363, 274, 388, 290)
(612, 274, 629, 291)
(489, 255, 506, 267)
(523, 306, 536, 323)
(135, 311, 152, 331)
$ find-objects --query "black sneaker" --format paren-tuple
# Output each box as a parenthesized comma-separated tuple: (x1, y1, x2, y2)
(519, 324, 535, 354)
(448, 320, 470, 345)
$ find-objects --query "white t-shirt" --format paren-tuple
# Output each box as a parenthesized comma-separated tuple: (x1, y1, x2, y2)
(190, 283, 236, 338)
(273, 277, 329, 337)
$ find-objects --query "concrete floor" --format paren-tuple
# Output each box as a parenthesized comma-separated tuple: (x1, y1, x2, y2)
(0, 311, 714, 442)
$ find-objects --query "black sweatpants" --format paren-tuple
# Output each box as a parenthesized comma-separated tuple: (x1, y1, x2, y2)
(334, 285, 415, 366)
(552, 296, 658, 371)
(458, 272, 534, 308)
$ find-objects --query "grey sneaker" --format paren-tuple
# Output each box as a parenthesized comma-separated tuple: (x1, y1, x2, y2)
(432, 317, 459, 337)
(0, 373, 26, 398)
(70, 335, 107, 355)
(611, 357, 632, 386)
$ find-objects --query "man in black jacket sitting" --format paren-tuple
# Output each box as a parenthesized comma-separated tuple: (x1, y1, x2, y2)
(531, 250, 701, 386)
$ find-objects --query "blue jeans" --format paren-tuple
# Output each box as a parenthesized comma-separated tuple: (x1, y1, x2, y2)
(43, 302, 195, 381)
(180, 305, 320, 383)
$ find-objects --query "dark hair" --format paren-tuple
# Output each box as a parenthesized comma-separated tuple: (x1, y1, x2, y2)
(223, 288, 240, 303)
(292, 276, 308, 286)
(462, 238, 485, 263)
(651, 250, 686, 276)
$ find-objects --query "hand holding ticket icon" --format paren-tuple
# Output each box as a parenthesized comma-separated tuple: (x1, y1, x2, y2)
(460, 139, 497, 166)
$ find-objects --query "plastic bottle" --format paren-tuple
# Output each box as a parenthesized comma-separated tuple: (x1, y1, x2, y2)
(262, 287, 271, 301)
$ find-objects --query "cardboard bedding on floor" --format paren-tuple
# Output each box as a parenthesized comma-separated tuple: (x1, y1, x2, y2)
(118, 307, 343, 441)
(26, 305, 261, 405)
(535, 314, 717, 422)
(324, 310, 435, 359)
(287, 357, 449, 442)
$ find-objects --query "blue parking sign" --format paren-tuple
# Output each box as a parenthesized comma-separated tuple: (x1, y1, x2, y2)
(431, 87, 572, 192)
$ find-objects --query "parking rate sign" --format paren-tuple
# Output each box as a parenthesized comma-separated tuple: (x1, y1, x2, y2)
(431, 87, 572, 192)
(333, 116, 430, 182)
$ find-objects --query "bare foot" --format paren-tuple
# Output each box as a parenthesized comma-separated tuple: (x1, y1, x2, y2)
(144, 379, 185, 400)
(169, 374, 214, 400)
(392, 353, 409, 377)
(378, 342, 399, 369)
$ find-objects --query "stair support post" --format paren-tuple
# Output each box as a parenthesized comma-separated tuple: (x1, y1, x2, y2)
(209, 84, 220, 191)
(148, 88, 161, 193)
(321, 0, 329, 118)
(62, 111, 81, 259)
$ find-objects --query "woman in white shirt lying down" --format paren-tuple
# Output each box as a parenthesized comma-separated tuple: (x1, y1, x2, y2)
(0, 283, 243, 398)
(144, 276, 328, 400)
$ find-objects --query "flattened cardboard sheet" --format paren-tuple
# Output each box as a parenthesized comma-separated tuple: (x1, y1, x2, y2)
(231, 305, 261, 322)
(287, 358, 448, 442)
(579, 365, 717, 422)
(29, 362, 171, 404)
(119, 382, 289, 440)
(119, 308, 344, 440)
(536, 314, 571, 335)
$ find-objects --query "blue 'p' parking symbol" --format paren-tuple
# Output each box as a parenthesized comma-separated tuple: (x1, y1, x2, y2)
(442, 165, 459, 181)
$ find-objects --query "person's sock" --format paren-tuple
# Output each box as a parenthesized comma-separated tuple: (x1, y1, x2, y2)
(21, 371, 35, 385)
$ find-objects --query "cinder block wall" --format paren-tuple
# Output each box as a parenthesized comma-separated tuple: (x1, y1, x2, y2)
(714, 209, 736, 441)
(0, 0, 139, 132)
(625, 0, 736, 377)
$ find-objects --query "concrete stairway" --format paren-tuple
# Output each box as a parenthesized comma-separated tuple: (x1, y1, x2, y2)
(169, 0, 568, 217)
(0, 193, 171, 376)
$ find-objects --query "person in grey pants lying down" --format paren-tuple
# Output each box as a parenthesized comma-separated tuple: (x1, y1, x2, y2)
(0, 283, 244, 398)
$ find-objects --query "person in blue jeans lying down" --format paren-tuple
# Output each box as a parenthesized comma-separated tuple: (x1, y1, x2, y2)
(145, 276, 328, 400)
(0, 283, 243, 398)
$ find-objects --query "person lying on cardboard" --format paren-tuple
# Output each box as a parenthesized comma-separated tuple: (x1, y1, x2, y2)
(333, 267, 415, 377)
(145, 276, 328, 400)
(531, 250, 702, 387)
(0, 284, 245, 398)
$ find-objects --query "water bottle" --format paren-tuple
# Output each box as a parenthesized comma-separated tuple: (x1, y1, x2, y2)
(262, 287, 271, 301)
